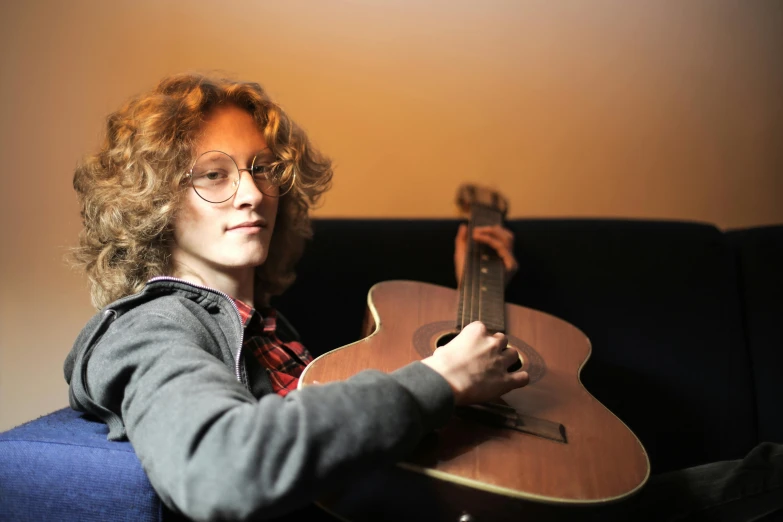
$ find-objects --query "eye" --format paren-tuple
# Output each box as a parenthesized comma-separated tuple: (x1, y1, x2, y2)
(197, 170, 229, 181)
(250, 164, 269, 177)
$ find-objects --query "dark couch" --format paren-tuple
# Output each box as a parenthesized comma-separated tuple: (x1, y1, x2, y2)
(2, 218, 781, 521)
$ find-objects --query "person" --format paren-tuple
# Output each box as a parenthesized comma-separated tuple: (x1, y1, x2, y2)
(64, 72, 528, 521)
(66, 73, 783, 522)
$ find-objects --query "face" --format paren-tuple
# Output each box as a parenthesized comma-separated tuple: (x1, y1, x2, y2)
(171, 104, 278, 287)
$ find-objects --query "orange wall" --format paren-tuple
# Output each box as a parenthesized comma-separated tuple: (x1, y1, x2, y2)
(1, 0, 781, 431)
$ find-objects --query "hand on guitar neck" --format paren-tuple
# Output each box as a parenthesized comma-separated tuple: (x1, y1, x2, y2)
(454, 223, 519, 287)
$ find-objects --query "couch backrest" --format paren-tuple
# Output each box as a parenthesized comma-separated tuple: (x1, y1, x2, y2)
(273, 219, 759, 474)
(727, 225, 783, 445)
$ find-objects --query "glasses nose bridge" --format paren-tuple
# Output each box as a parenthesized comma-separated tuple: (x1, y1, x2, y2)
(232, 164, 265, 199)
(235, 154, 260, 179)
(234, 165, 256, 186)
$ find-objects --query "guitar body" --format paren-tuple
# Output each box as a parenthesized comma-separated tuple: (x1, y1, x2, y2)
(300, 280, 650, 521)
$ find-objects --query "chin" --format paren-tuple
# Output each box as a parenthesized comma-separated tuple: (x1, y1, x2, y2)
(242, 251, 269, 268)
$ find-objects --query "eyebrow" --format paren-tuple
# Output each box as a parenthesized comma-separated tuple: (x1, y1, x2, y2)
(253, 148, 274, 162)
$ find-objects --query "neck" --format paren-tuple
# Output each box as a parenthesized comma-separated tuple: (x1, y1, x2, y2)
(172, 262, 256, 307)
(456, 204, 506, 333)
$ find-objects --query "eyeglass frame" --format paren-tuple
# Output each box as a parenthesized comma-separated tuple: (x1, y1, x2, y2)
(183, 148, 296, 203)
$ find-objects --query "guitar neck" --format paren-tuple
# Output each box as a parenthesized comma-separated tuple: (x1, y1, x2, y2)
(456, 204, 506, 333)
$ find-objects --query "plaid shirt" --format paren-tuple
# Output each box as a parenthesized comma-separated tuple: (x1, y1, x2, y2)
(233, 298, 313, 397)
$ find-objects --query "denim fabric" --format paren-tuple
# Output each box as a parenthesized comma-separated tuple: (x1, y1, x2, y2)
(0, 408, 161, 522)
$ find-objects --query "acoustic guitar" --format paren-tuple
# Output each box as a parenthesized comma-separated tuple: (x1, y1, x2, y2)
(299, 185, 649, 522)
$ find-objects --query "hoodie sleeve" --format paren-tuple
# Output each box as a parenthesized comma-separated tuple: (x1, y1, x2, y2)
(77, 303, 454, 521)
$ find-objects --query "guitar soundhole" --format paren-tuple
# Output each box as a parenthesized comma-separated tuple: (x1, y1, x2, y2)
(435, 332, 458, 348)
(507, 349, 524, 373)
(414, 321, 545, 382)
(435, 332, 525, 373)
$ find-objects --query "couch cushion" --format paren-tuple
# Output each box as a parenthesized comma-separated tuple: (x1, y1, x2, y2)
(727, 225, 783, 444)
(275, 219, 758, 474)
(0, 408, 161, 522)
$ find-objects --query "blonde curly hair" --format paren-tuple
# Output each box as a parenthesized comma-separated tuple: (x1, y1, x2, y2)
(72, 73, 333, 309)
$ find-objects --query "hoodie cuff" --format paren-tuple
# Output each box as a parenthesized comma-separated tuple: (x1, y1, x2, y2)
(390, 362, 455, 431)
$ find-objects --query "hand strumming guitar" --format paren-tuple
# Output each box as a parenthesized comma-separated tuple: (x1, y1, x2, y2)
(422, 321, 530, 406)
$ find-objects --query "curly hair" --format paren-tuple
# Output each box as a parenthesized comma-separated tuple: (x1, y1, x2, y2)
(72, 73, 333, 309)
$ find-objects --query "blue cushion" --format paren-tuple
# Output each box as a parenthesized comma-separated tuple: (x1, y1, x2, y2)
(0, 408, 161, 522)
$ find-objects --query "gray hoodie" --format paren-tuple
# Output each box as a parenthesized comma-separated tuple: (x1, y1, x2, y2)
(64, 278, 454, 521)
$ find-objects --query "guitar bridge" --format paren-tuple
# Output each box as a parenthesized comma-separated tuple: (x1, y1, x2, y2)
(455, 402, 567, 444)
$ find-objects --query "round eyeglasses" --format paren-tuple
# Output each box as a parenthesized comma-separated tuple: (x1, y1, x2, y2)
(185, 150, 295, 203)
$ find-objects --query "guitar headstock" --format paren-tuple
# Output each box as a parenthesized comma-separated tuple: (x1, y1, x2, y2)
(455, 184, 509, 218)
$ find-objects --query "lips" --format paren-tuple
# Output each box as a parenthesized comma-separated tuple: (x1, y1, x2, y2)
(227, 220, 265, 231)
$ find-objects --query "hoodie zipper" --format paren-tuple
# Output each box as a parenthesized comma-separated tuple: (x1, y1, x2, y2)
(147, 276, 246, 384)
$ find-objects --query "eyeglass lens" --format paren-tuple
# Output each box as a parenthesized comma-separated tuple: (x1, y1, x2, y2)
(190, 151, 292, 203)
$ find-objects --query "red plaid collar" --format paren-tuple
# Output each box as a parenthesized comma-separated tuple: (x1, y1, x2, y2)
(233, 298, 276, 334)
(230, 297, 311, 397)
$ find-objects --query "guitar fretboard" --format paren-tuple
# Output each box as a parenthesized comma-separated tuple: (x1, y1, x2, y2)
(456, 204, 506, 333)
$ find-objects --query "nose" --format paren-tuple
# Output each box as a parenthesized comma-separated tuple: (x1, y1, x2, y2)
(232, 169, 265, 208)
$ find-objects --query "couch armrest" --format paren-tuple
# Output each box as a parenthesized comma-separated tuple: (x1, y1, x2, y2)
(0, 408, 162, 522)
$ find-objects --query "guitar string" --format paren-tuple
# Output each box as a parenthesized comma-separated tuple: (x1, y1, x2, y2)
(471, 206, 484, 330)
(463, 212, 473, 331)
(467, 210, 473, 329)
(465, 213, 471, 330)
(459, 213, 468, 331)
(458, 209, 465, 330)
(462, 208, 477, 331)
(478, 206, 504, 333)
(491, 209, 504, 333)
(470, 207, 481, 328)
(461, 205, 504, 332)
(473, 206, 482, 328)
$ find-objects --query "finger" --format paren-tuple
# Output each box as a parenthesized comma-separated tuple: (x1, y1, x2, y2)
(510, 370, 530, 388)
(473, 226, 512, 248)
(455, 223, 468, 246)
(472, 231, 508, 253)
(500, 346, 518, 367)
(455, 224, 468, 261)
(470, 227, 515, 266)
(455, 224, 469, 283)
(467, 321, 487, 336)
(472, 233, 517, 272)
(492, 332, 509, 351)
(473, 225, 514, 246)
